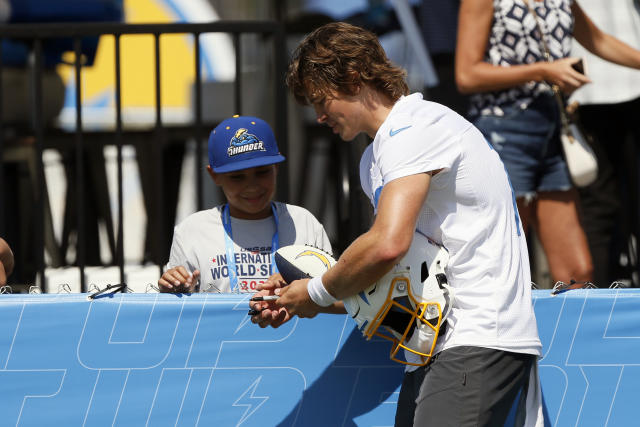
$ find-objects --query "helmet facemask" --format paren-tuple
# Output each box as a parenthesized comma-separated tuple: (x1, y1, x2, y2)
(344, 233, 454, 366)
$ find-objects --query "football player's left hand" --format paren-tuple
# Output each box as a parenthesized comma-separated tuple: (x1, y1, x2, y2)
(276, 278, 320, 319)
(250, 273, 291, 328)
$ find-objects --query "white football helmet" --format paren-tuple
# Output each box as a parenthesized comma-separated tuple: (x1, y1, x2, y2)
(343, 232, 454, 366)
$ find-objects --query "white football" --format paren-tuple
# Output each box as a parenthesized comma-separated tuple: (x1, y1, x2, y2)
(274, 245, 337, 284)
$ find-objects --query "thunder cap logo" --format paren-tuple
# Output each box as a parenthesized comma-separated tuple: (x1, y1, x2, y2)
(208, 115, 285, 173)
(227, 128, 266, 157)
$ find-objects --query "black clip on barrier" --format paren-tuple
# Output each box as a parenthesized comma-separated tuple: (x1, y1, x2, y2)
(87, 283, 128, 300)
(551, 279, 595, 296)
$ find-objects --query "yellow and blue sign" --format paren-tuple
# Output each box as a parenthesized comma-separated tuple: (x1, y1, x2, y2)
(58, 0, 235, 129)
(0, 290, 639, 425)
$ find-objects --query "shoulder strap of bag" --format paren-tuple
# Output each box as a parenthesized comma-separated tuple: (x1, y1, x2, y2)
(524, 0, 571, 128)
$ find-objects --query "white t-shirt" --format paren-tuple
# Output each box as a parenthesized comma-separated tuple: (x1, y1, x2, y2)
(360, 93, 542, 361)
(167, 201, 332, 293)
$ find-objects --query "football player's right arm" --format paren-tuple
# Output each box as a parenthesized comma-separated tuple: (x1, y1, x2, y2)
(321, 172, 431, 300)
(271, 172, 432, 322)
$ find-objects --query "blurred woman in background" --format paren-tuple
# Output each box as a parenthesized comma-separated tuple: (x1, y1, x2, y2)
(456, 0, 640, 284)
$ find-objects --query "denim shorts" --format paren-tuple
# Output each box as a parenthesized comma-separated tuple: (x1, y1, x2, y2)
(472, 94, 573, 199)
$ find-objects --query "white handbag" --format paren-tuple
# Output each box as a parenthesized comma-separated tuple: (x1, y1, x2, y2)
(559, 122, 598, 187)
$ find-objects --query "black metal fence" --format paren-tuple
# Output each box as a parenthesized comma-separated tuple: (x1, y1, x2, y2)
(0, 21, 289, 292)
(0, 20, 373, 293)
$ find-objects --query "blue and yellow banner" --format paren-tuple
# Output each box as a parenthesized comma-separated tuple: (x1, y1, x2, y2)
(1, 290, 640, 426)
(58, 0, 235, 129)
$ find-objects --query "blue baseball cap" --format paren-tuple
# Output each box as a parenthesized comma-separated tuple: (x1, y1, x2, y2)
(208, 115, 286, 173)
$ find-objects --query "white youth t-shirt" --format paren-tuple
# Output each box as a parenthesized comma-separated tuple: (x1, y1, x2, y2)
(360, 93, 541, 359)
(167, 201, 332, 293)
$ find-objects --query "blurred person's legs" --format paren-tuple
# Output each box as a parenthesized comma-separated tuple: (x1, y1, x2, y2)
(60, 146, 116, 265)
(1, 66, 115, 268)
(523, 190, 593, 283)
(577, 97, 640, 287)
(137, 140, 184, 265)
(473, 94, 593, 284)
(1, 67, 65, 283)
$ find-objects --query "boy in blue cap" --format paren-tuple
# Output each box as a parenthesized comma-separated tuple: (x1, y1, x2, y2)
(159, 115, 332, 293)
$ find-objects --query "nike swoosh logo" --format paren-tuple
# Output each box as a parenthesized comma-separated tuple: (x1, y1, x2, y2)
(389, 125, 412, 136)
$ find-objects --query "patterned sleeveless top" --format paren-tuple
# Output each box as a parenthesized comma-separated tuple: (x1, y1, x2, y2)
(469, 0, 575, 117)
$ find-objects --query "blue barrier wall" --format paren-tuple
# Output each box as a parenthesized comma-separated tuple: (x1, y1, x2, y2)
(0, 289, 638, 426)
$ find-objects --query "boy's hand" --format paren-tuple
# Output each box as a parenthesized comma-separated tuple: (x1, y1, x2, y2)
(158, 267, 200, 293)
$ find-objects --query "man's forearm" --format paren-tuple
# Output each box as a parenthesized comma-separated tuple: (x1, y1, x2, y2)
(322, 174, 432, 301)
(322, 229, 403, 301)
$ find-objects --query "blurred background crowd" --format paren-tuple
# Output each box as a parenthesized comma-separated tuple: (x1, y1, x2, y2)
(0, 0, 638, 292)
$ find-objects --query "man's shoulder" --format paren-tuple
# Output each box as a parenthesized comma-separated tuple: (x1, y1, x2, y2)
(382, 97, 454, 140)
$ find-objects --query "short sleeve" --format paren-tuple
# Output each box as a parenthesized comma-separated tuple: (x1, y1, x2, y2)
(167, 225, 193, 272)
(376, 120, 461, 185)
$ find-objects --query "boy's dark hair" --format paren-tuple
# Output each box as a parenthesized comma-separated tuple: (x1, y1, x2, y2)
(286, 22, 409, 105)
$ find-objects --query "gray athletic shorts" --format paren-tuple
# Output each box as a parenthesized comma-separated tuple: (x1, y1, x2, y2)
(395, 346, 536, 427)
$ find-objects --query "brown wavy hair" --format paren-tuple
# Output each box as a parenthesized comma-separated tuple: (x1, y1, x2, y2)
(286, 22, 409, 105)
